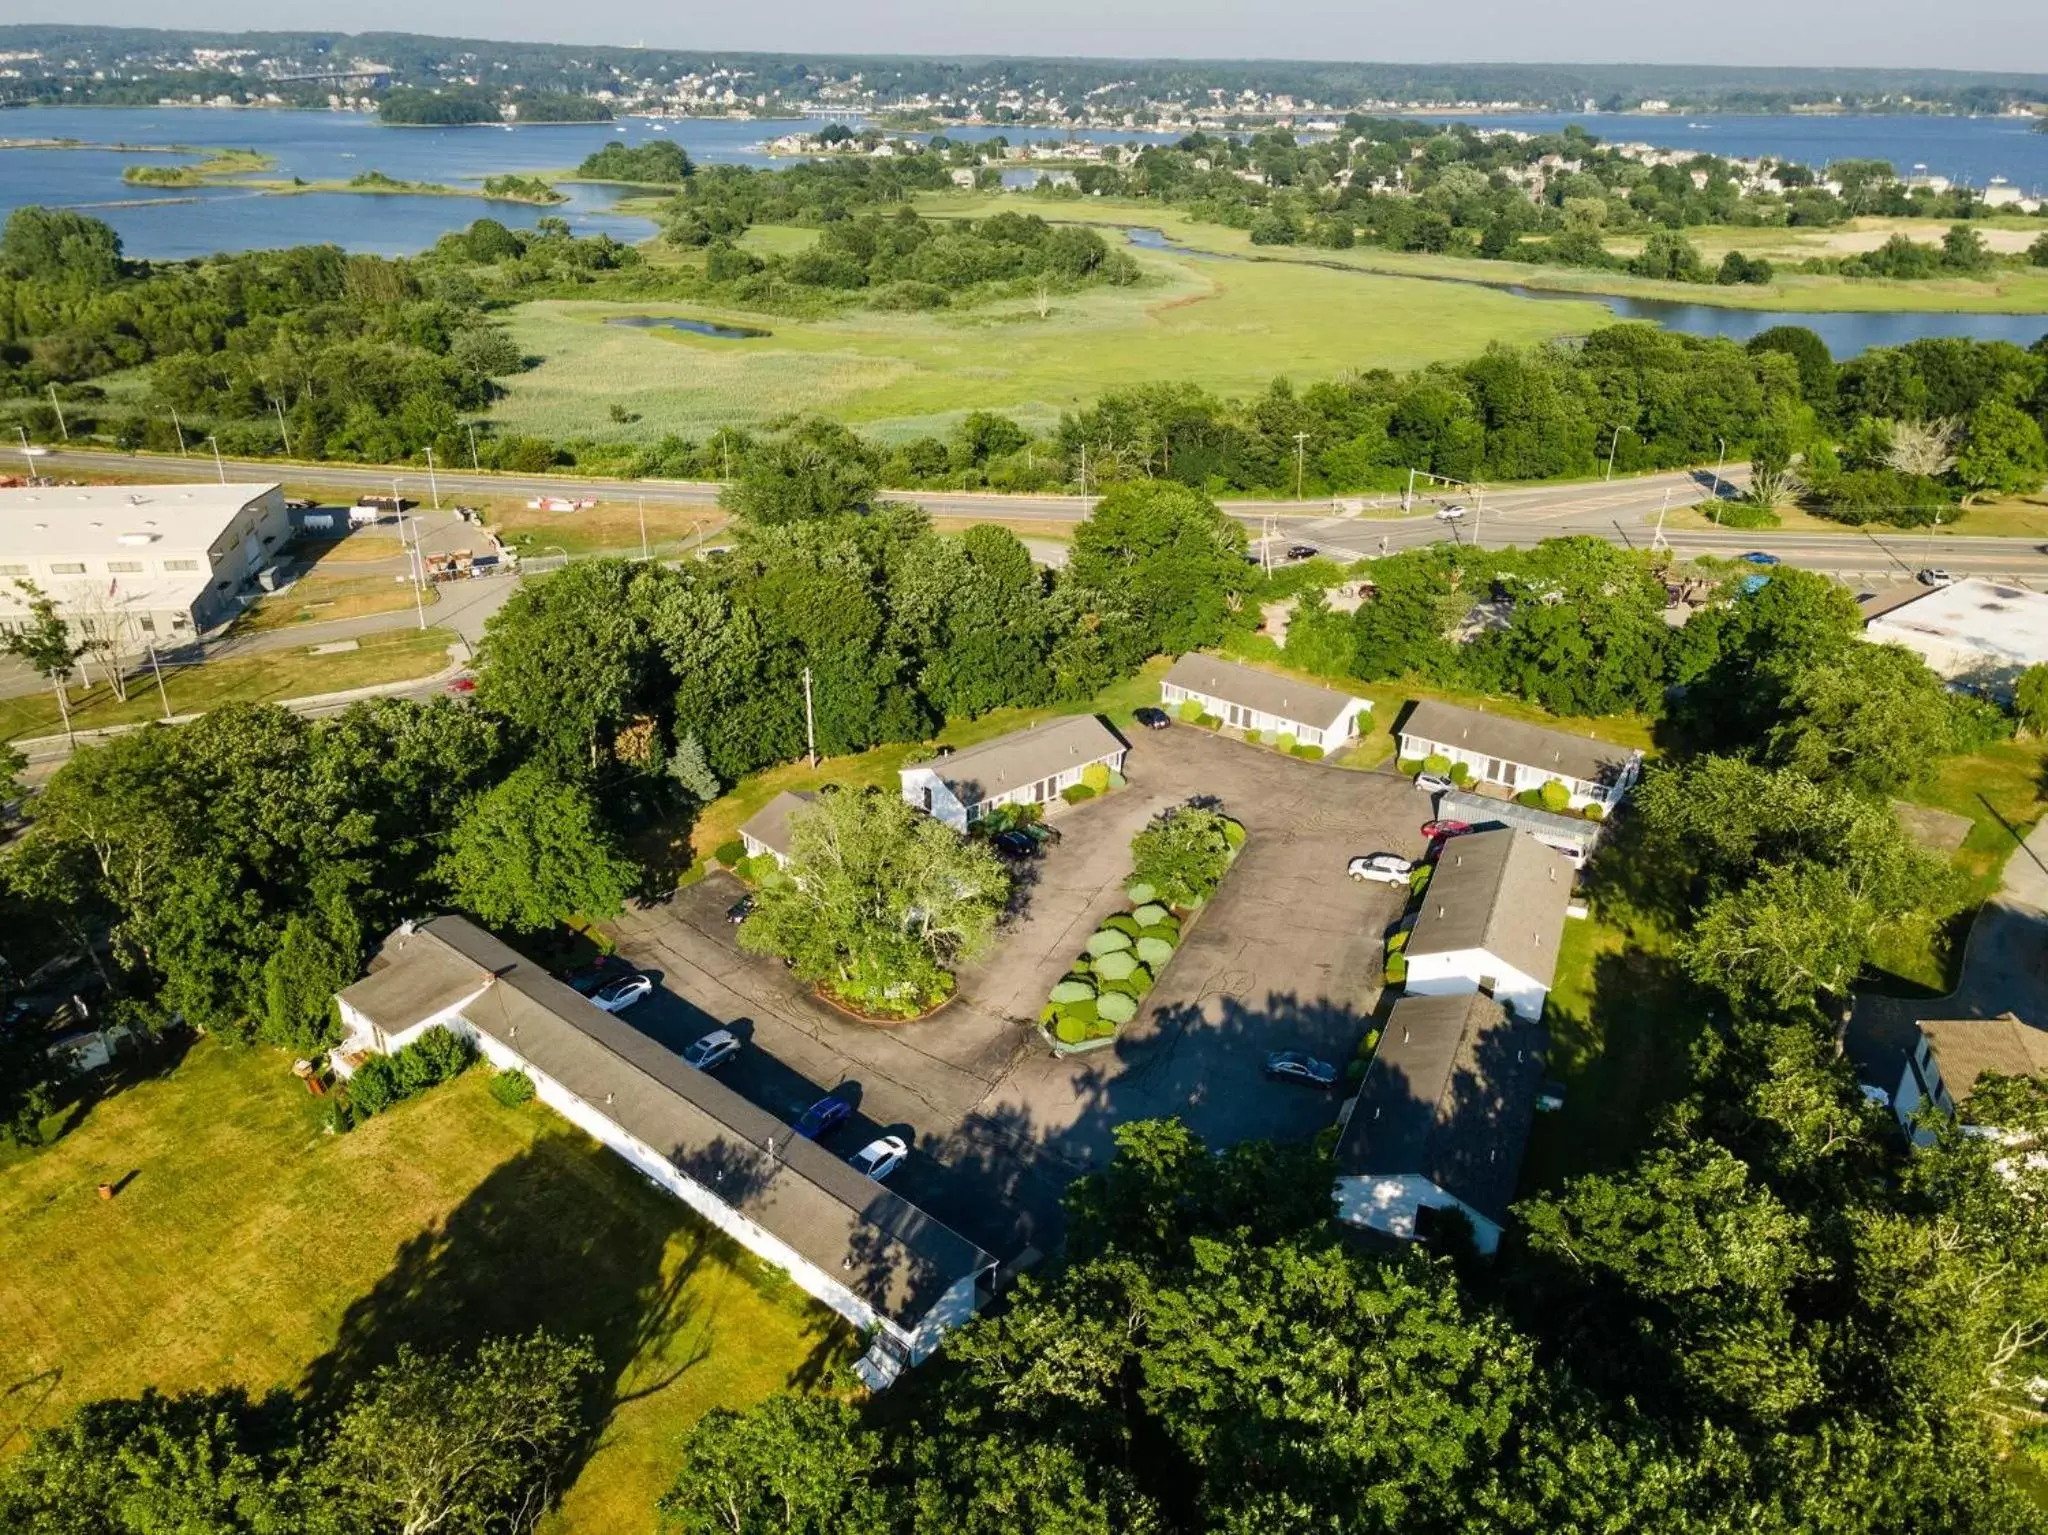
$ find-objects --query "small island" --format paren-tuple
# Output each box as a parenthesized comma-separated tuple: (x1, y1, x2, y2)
(573, 140, 693, 184)
(120, 147, 273, 186)
(377, 87, 499, 125)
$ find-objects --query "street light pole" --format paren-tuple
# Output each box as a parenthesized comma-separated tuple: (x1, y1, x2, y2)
(146, 638, 172, 722)
(1605, 424, 1631, 481)
(47, 384, 67, 441)
(802, 666, 818, 767)
(467, 421, 481, 472)
(638, 496, 649, 560)
(1292, 431, 1309, 500)
(171, 406, 187, 456)
(207, 436, 225, 484)
(1713, 436, 1727, 503)
(16, 426, 34, 478)
(424, 447, 440, 510)
(272, 398, 290, 456)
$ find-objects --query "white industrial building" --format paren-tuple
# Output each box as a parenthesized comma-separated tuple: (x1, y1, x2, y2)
(333, 916, 997, 1390)
(0, 482, 289, 652)
(1863, 578, 2048, 701)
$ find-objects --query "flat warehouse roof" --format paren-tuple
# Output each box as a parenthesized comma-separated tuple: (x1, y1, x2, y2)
(0, 483, 280, 559)
(1866, 579, 2048, 666)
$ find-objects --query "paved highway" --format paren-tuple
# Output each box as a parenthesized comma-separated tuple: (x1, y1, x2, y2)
(26, 446, 2048, 584)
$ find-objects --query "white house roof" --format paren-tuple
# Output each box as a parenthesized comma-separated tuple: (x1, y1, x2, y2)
(0, 483, 279, 560)
(1163, 652, 1363, 731)
(1865, 579, 2048, 671)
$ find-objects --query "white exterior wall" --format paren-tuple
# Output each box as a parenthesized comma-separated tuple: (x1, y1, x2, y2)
(903, 751, 1127, 830)
(331, 993, 478, 1075)
(738, 831, 790, 867)
(1161, 681, 1368, 748)
(900, 765, 970, 831)
(1331, 1172, 1504, 1254)
(1402, 948, 1548, 1023)
(1398, 731, 1635, 811)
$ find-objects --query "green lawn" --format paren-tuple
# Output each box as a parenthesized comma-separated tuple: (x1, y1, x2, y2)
(0, 626, 456, 744)
(0, 1041, 849, 1533)
(1867, 734, 2048, 994)
(489, 240, 1610, 444)
(0, 627, 460, 743)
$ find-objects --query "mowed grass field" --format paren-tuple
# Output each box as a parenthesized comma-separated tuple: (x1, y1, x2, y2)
(0, 1041, 850, 1533)
(489, 238, 1612, 444)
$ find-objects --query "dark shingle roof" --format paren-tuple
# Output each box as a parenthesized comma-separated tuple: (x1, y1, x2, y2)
(344, 918, 993, 1327)
(1337, 992, 1548, 1223)
(909, 715, 1124, 803)
(1405, 829, 1575, 988)
(738, 790, 815, 860)
(1163, 653, 1363, 732)
(1399, 700, 1637, 787)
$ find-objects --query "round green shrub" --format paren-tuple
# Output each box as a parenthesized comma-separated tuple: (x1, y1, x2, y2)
(1094, 948, 1140, 982)
(1539, 779, 1572, 813)
(1128, 965, 1155, 997)
(1449, 761, 1473, 787)
(1257, 729, 1278, 746)
(1198, 713, 1223, 729)
(1062, 783, 1097, 804)
(1294, 744, 1325, 760)
(1136, 935, 1175, 968)
(1049, 978, 1097, 1004)
(1582, 802, 1607, 822)
(1515, 788, 1544, 809)
(489, 1069, 535, 1107)
(1103, 913, 1143, 937)
(1398, 758, 1424, 777)
(1127, 880, 1158, 905)
(1137, 921, 1178, 944)
(1422, 753, 1452, 777)
(1221, 818, 1247, 849)
(1054, 1016, 1088, 1044)
(1086, 928, 1133, 957)
(1386, 930, 1408, 954)
(1276, 733, 1297, 753)
(1055, 997, 1100, 1027)
(1131, 903, 1170, 927)
(1099, 974, 1142, 999)
(1385, 953, 1408, 984)
(1096, 991, 1138, 1025)
(1177, 698, 1205, 723)
(713, 839, 747, 867)
(1107, 770, 1127, 789)
(1081, 762, 1111, 792)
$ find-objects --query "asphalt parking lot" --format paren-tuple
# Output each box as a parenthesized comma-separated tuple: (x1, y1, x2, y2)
(605, 723, 1423, 1262)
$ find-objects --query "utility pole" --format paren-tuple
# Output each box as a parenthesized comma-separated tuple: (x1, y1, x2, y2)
(272, 398, 290, 456)
(1262, 514, 1274, 576)
(1403, 466, 1415, 513)
(638, 496, 649, 560)
(1605, 424, 1629, 481)
(1078, 438, 1089, 497)
(424, 447, 440, 510)
(16, 426, 34, 478)
(1292, 431, 1309, 500)
(1713, 436, 1727, 505)
(403, 503, 428, 631)
(207, 435, 225, 484)
(1473, 483, 1485, 544)
(47, 385, 67, 441)
(467, 421, 481, 472)
(171, 406, 187, 456)
(1651, 487, 1672, 553)
(802, 666, 817, 767)
(146, 638, 172, 721)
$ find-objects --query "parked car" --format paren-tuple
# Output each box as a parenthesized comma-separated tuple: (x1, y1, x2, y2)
(444, 676, 477, 694)
(566, 955, 633, 996)
(1347, 854, 1414, 884)
(1264, 1051, 1338, 1089)
(1917, 567, 1955, 587)
(1287, 543, 1319, 561)
(991, 829, 1039, 859)
(1414, 772, 1454, 794)
(1133, 706, 1172, 730)
(848, 1134, 909, 1182)
(795, 1095, 853, 1141)
(592, 974, 654, 1013)
(1435, 504, 1466, 522)
(1420, 819, 1473, 840)
(1737, 551, 1781, 566)
(726, 895, 755, 925)
(682, 1029, 741, 1072)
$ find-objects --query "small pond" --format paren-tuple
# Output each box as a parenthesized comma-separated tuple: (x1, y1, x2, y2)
(605, 314, 771, 340)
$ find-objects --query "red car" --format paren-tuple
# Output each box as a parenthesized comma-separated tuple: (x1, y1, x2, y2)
(1420, 819, 1472, 840)
(445, 675, 477, 694)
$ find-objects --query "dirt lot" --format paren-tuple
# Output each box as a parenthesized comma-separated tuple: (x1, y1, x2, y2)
(605, 725, 1425, 1260)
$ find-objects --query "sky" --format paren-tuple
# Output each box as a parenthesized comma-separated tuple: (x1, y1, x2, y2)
(16, 0, 2048, 73)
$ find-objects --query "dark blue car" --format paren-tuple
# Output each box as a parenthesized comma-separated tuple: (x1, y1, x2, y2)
(795, 1095, 853, 1141)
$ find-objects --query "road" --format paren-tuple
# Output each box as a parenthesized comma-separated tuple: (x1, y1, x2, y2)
(27, 447, 2048, 589)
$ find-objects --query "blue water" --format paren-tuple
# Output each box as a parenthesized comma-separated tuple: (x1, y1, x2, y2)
(606, 314, 768, 339)
(1408, 111, 2048, 195)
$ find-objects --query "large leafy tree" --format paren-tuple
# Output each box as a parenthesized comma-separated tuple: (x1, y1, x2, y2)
(1764, 641, 1959, 795)
(738, 788, 1009, 1015)
(437, 764, 639, 933)
(1668, 566, 1864, 746)
(1474, 537, 1669, 716)
(1067, 481, 1248, 656)
(1128, 806, 1241, 908)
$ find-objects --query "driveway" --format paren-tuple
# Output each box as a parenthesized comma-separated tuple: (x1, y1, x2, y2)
(605, 725, 1423, 1261)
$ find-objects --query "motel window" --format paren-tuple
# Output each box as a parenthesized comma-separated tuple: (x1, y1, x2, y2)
(49, 562, 85, 575)
(164, 559, 201, 572)
(107, 561, 143, 573)
(0, 564, 25, 577)
(138, 616, 156, 634)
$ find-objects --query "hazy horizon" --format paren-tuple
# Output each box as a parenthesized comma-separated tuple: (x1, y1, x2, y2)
(6, 5, 2047, 77)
